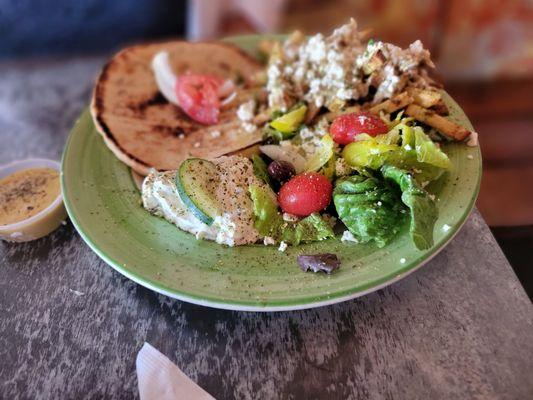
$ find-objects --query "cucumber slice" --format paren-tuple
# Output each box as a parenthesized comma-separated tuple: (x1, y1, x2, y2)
(175, 158, 220, 226)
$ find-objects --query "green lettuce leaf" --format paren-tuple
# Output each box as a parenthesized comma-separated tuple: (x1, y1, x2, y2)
(333, 174, 406, 247)
(281, 213, 334, 245)
(252, 155, 271, 186)
(381, 164, 438, 250)
(402, 125, 450, 169)
(249, 183, 280, 237)
(342, 124, 450, 184)
(249, 185, 334, 245)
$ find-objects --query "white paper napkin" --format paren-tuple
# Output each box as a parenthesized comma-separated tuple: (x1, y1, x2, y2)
(136, 342, 216, 400)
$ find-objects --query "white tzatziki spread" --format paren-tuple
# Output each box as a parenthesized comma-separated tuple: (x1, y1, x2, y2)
(142, 156, 266, 246)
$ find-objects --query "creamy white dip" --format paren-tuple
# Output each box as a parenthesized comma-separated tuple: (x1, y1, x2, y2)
(142, 156, 265, 246)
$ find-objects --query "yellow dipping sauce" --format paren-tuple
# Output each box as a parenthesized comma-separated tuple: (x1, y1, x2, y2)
(0, 167, 60, 226)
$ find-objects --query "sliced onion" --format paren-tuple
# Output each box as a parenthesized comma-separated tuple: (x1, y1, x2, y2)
(151, 51, 179, 106)
(152, 52, 235, 109)
(217, 79, 235, 98)
(260, 144, 307, 173)
(220, 91, 237, 107)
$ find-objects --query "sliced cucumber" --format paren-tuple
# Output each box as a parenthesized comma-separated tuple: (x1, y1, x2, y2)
(175, 158, 220, 226)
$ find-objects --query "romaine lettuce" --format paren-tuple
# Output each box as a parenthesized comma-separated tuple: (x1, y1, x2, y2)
(333, 174, 406, 247)
(381, 165, 438, 250)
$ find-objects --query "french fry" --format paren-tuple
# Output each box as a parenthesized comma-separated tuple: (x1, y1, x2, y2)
(430, 99, 449, 116)
(407, 88, 441, 108)
(405, 104, 471, 141)
(305, 103, 321, 124)
(369, 92, 413, 114)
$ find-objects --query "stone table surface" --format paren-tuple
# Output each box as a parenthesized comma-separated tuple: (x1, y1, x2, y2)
(1, 56, 532, 400)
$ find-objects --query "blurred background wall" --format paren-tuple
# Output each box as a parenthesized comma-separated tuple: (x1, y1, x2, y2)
(0, 0, 187, 57)
(1, 0, 532, 294)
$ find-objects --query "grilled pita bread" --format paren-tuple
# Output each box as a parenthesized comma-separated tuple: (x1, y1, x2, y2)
(91, 41, 264, 175)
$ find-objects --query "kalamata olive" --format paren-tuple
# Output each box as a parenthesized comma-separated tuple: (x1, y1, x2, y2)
(297, 253, 340, 274)
(267, 160, 296, 183)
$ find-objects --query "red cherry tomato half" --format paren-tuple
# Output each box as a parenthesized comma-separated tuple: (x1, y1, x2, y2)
(175, 74, 224, 125)
(278, 172, 333, 217)
(329, 112, 388, 145)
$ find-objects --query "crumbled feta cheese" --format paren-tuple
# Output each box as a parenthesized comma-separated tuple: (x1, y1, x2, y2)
(341, 230, 358, 243)
(266, 19, 434, 111)
(322, 213, 338, 227)
(377, 201, 382, 206)
(193, 142, 201, 148)
(214, 214, 238, 247)
(298, 119, 329, 157)
(467, 131, 478, 147)
(178, 133, 185, 139)
(299, 126, 314, 140)
(237, 100, 256, 122)
(242, 122, 257, 133)
(374, 64, 401, 103)
(442, 224, 451, 232)
(400, 258, 406, 264)
(278, 241, 288, 252)
(467, 154, 474, 160)
(404, 144, 412, 151)
(195, 231, 207, 240)
(283, 213, 299, 222)
(210, 130, 221, 138)
(335, 158, 352, 177)
(263, 236, 276, 246)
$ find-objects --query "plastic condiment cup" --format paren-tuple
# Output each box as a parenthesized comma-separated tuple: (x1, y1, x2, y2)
(0, 158, 66, 242)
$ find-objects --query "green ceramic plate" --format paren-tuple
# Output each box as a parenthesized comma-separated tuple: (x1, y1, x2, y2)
(61, 36, 481, 311)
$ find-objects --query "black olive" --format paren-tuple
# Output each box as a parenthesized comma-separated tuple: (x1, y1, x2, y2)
(267, 160, 296, 183)
(297, 253, 340, 274)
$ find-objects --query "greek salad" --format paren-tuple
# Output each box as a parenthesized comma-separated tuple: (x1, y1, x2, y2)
(142, 20, 477, 273)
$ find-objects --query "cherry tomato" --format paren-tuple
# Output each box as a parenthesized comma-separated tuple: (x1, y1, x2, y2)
(175, 74, 224, 125)
(329, 112, 388, 145)
(278, 172, 332, 217)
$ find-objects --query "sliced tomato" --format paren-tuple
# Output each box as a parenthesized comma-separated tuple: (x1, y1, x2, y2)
(175, 75, 224, 125)
(278, 172, 333, 217)
(329, 112, 388, 145)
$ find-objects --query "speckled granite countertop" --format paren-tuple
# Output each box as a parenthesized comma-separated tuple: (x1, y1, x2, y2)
(1, 57, 532, 400)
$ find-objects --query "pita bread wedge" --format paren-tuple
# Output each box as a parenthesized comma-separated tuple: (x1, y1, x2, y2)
(91, 41, 264, 175)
